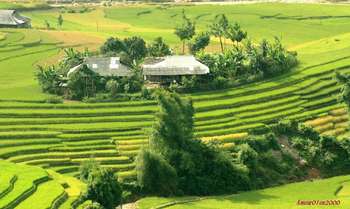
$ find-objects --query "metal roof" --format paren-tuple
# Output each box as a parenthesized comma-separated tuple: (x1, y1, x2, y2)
(142, 55, 209, 76)
(0, 10, 30, 26)
(68, 57, 132, 77)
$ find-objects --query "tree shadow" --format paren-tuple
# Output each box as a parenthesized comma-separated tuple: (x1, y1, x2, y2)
(261, 13, 350, 21)
(223, 190, 278, 205)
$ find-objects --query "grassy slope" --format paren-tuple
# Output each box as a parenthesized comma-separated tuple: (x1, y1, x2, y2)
(22, 3, 350, 47)
(0, 159, 85, 209)
(138, 175, 350, 209)
(0, 3, 349, 178)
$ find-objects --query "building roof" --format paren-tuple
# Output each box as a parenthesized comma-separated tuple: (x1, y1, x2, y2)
(0, 10, 30, 26)
(67, 57, 132, 77)
(142, 55, 209, 76)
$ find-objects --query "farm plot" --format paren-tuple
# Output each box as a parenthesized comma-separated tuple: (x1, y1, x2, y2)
(0, 3, 350, 181)
(0, 160, 81, 209)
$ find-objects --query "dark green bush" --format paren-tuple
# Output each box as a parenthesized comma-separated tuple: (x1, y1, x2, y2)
(45, 95, 63, 104)
(136, 149, 178, 196)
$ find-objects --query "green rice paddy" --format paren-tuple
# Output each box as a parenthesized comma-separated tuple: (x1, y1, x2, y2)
(0, 2, 350, 208)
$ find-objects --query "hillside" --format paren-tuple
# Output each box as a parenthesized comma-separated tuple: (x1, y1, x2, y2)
(0, 159, 85, 209)
(0, 2, 350, 208)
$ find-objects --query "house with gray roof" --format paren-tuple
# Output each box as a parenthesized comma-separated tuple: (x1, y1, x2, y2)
(0, 10, 31, 28)
(142, 55, 209, 82)
(67, 57, 132, 77)
(68, 55, 210, 84)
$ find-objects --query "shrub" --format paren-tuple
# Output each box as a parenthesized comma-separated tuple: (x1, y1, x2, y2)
(67, 65, 100, 100)
(106, 79, 119, 98)
(143, 91, 250, 195)
(141, 87, 154, 100)
(148, 37, 172, 57)
(79, 158, 101, 182)
(35, 66, 61, 94)
(82, 168, 122, 209)
(189, 32, 210, 54)
(136, 149, 178, 196)
(45, 96, 63, 104)
(84, 202, 104, 209)
(82, 94, 109, 103)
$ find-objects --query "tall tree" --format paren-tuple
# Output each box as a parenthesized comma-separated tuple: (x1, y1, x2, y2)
(144, 91, 249, 195)
(189, 32, 210, 54)
(174, 10, 195, 54)
(210, 14, 229, 53)
(226, 22, 247, 47)
(148, 37, 172, 57)
(123, 36, 148, 65)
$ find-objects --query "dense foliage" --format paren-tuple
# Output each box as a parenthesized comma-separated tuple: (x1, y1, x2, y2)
(148, 37, 172, 57)
(100, 36, 147, 66)
(136, 91, 250, 195)
(272, 120, 350, 176)
(136, 149, 178, 196)
(79, 161, 122, 209)
(174, 10, 195, 54)
(182, 38, 298, 91)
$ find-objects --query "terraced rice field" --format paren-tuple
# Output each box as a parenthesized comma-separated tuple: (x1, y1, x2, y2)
(305, 108, 349, 138)
(0, 25, 349, 180)
(0, 2, 349, 192)
(0, 160, 85, 209)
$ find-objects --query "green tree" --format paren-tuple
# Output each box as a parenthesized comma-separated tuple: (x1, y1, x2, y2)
(100, 37, 126, 55)
(150, 91, 194, 153)
(336, 72, 350, 108)
(58, 14, 63, 28)
(147, 91, 250, 195)
(210, 14, 229, 53)
(100, 36, 147, 66)
(83, 168, 122, 209)
(67, 65, 99, 100)
(105, 79, 119, 98)
(226, 22, 247, 47)
(148, 37, 172, 57)
(174, 10, 195, 54)
(35, 65, 61, 94)
(59, 48, 88, 74)
(79, 158, 101, 183)
(189, 32, 210, 54)
(136, 149, 178, 196)
(123, 36, 148, 65)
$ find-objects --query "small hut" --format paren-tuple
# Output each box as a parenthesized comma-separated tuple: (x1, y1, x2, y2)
(0, 10, 31, 28)
(67, 57, 132, 77)
(142, 55, 209, 83)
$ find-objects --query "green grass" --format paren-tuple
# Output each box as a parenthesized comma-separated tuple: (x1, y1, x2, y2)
(137, 175, 350, 209)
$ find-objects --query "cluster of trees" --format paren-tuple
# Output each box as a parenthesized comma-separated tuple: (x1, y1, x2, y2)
(78, 159, 123, 209)
(100, 36, 171, 66)
(272, 120, 350, 176)
(136, 91, 249, 195)
(170, 38, 297, 91)
(192, 38, 298, 90)
(172, 13, 298, 91)
(37, 12, 297, 101)
(36, 36, 171, 101)
(134, 90, 349, 197)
